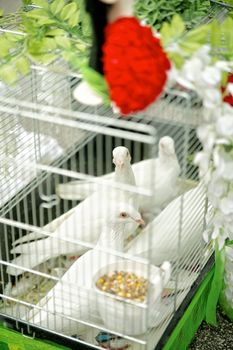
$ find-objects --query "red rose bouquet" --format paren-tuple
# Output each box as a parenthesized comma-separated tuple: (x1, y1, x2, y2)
(102, 17, 171, 115)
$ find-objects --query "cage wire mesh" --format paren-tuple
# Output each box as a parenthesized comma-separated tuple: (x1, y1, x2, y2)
(0, 2, 229, 349)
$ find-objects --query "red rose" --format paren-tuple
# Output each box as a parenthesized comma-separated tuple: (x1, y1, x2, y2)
(102, 17, 171, 116)
(223, 74, 233, 106)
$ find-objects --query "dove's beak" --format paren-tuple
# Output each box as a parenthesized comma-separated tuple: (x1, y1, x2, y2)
(135, 218, 145, 226)
(114, 159, 125, 169)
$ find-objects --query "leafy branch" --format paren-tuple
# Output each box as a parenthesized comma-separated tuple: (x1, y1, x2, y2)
(0, 0, 92, 84)
(160, 14, 233, 68)
(135, 0, 211, 30)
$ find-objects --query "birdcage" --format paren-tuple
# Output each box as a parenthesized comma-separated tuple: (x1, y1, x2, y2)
(0, 57, 213, 350)
(0, 2, 231, 350)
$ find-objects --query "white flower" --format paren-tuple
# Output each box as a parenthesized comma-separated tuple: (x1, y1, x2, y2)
(212, 225, 221, 240)
(197, 125, 216, 151)
(202, 66, 221, 87)
(227, 83, 233, 96)
(194, 151, 210, 176)
(226, 246, 233, 261)
(194, 45, 211, 65)
(218, 235, 226, 250)
(203, 229, 211, 242)
(208, 175, 227, 198)
(182, 57, 203, 83)
(220, 195, 233, 215)
(216, 115, 233, 137)
(214, 148, 233, 180)
(215, 60, 232, 72)
(202, 89, 222, 109)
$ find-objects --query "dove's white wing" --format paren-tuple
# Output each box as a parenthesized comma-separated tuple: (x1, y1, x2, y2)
(8, 161, 138, 277)
(12, 207, 76, 246)
(127, 183, 211, 266)
(55, 160, 153, 201)
(8, 147, 138, 276)
(7, 192, 120, 275)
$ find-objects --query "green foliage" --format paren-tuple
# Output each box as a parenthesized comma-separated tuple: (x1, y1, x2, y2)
(222, 0, 233, 6)
(160, 15, 211, 67)
(81, 66, 110, 105)
(160, 14, 233, 68)
(135, 0, 211, 30)
(0, 0, 92, 84)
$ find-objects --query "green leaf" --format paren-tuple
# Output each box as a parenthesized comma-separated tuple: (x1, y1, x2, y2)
(221, 71, 229, 87)
(55, 35, 71, 48)
(81, 66, 110, 105)
(29, 53, 57, 64)
(40, 37, 58, 50)
(68, 10, 79, 27)
(50, 0, 64, 15)
(5, 33, 23, 43)
(75, 41, 87, 52)
(168, 52, 184, 69)
(46, 28, 66, 36)
(37, 17, 56, 25)
(0, 7, 4, 17)
(15, 56, 30, 75)
(0, 65, 17, 84)
(222, 17, 233, 51)
(0, 37, 11, 58)
(171, 14, 185, 37)
(206, 242, 225, 326)
(22, 0, 33, 4)
(160, 15, 185, 47)
(185, 24, 210, 43)
(160, 22, 173, 47)
(210, 20, 222, 49)
(26, 8, 48, 19)
(32, 0, 49, 8)
(179, 41, 202, 54)
(60, 3, 77, 21)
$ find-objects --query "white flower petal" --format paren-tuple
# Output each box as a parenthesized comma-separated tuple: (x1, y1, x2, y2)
(182, 57, 203, 82)
(203, 89, 222, 109)
(215, 61, 232, 72)
(222, 162, 233, 180)
(202, 66, 221, 86)
(219, 195, 233, 215)
(216, 115, 233, 137)
(226, 246, 233, 261)
(227, 83, 233, 96)
(218, 236, 226, 250)
(212, 226, 220, 239)
(203, 229, 210, 242)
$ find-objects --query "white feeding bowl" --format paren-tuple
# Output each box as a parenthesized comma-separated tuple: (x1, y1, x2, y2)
(93, 260, 171, 335)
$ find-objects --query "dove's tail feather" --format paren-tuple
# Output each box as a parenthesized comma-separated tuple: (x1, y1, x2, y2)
(12, 208, 76, 247)
(12, 231, 46, 246)
(56, 181, 99, 200)
(8, 238, 59, 276)
(26, 287, 89, 336)
(6, 252, 49, 276)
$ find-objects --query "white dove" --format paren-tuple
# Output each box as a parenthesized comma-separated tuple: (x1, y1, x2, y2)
(7, 146, 138, 276)
(126, 182, 212, 266)
(57, 136, 180, 220)
(25, 202, 144, 336)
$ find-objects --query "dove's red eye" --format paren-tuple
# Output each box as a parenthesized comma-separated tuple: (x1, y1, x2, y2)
(120, 212, 128, 218)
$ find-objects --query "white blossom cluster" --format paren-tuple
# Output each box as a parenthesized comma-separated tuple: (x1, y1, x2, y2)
(168, 46, 233, 310)
(168, 46, 233, 249)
